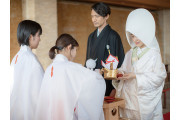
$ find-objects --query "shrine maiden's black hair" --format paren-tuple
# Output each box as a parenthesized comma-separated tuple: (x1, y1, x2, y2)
(91, 2, 111, 17)
(49, 34, 79, 59)
(17, 20, 42, 46)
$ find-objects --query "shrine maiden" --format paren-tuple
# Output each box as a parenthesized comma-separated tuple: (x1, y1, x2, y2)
(10, 20, 44, 120)
(35, 34, 106, 120)
(112, 9, 167, 120)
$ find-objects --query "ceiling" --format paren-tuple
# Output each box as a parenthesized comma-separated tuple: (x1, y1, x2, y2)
(59, 0, 170, 10)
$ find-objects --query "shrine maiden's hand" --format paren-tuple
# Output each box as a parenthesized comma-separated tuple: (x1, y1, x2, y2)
(95, 69, 103, 75)
(117, 72, 136, 80)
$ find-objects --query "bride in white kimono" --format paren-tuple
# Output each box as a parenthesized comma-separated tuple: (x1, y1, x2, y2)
(10, 20, 44, 120)
(112, 8, 167, 120)
(35, 34, 106, 120)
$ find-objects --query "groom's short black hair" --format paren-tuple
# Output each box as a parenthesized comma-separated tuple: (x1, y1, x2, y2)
(91, 2, 111, 17)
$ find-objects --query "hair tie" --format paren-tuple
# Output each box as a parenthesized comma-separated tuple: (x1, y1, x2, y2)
(55, 46, 63, 50)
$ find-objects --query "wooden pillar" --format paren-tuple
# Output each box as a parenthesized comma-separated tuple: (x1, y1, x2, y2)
(22, 0, 58, 69)
(10, 0, 22, 62)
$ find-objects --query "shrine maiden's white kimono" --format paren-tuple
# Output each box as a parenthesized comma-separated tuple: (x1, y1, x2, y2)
(10, 45, 44, 120)
(35, 54, 106, 120)
(112, 9, 167, 120)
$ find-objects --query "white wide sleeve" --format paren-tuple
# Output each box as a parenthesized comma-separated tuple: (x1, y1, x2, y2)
(112, 51, 131, 90)
(74, 66, 106, 120)
(35, 62, 105, 120)
(136, 54, 167, 91)
(29, 63, 44, 105)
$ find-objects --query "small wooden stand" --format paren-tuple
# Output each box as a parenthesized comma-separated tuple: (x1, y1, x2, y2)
(103, 98, 126, 120)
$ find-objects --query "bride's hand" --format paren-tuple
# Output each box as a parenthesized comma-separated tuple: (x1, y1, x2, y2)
(116, 70, 124, 80)
(117, 72, 136, 80)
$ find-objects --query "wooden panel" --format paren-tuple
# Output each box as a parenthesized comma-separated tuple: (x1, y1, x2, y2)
(10, 0, 22, 62)
(60, 0, 170, 10)
(57, 1, 164, 65)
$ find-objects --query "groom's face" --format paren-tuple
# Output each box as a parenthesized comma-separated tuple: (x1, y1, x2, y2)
(91, 9, 107, 28)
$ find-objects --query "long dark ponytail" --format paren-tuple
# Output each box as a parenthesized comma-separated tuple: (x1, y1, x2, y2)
(49, 34, 79, 59)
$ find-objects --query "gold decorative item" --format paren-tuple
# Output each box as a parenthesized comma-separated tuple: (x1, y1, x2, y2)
(101, 45, 119, 80)
(102, 62, 118, 80)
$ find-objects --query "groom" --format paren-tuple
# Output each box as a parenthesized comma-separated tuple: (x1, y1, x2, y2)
(86, 2, 125, 97)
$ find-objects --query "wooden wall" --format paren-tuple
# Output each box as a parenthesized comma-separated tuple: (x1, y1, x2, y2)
(10, 0, 169, 67)
(58, 1, 163, 65)
(10, 0, 22, 62)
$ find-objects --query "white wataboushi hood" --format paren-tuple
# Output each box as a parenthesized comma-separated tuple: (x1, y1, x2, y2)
(126, 8, 160, 52)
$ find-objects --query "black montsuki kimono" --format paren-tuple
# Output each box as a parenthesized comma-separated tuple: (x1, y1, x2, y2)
(86, 24, 125, 96)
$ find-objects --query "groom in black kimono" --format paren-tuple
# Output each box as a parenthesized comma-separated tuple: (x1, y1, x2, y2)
(86, 2, 125, 97)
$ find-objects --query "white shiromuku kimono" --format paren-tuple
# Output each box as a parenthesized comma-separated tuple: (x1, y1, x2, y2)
(35, 54, 106, 120)
(10, 45, 44, 120)
(112, 9, 167, 120)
